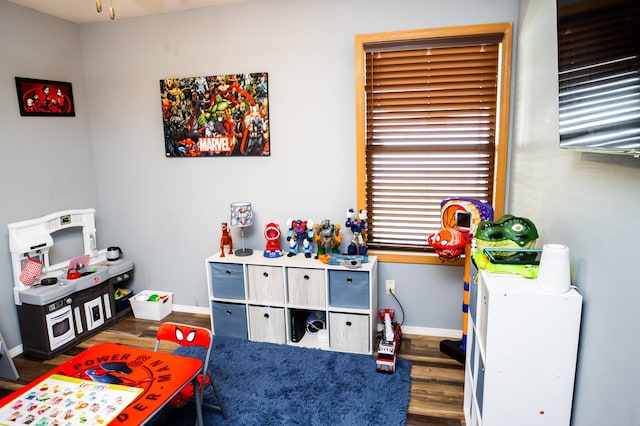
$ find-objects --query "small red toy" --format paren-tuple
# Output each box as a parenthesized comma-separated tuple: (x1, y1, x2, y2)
(427, 227, 471, 260)
(219, 222, 233, 257)
(376, 308, 402, 373)
(264, 222, 283, 258)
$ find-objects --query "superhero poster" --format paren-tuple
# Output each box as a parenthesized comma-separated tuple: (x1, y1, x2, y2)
(160, 72, 270, 157)
(15, 77, 75, 117)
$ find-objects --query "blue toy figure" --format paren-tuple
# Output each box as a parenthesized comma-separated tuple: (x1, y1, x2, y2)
(286, 217, 314, 258)
(345, 209, 368, 255)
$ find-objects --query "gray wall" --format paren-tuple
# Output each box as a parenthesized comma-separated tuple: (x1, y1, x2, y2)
(76, 0, 518, 338)
(514, 1, 640, 425)
(0, 0, 520, 345)
(0, 2, 100, 348)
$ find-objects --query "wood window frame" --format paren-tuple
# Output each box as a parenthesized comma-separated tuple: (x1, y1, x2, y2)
(355, 23, 513, 265)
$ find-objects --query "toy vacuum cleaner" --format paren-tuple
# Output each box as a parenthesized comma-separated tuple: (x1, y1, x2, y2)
(376, 308, 402, 373)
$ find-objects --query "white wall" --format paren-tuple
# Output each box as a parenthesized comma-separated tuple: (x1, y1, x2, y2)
(513, 1, 640, 424)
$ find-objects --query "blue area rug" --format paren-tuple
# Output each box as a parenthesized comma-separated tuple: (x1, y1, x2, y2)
(148, 336, 411, 425)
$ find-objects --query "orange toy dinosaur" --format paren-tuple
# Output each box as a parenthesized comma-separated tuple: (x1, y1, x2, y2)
(220, 222, 233, 257)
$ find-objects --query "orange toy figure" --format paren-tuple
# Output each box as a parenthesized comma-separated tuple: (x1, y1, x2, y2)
(220, 222, 233, 257)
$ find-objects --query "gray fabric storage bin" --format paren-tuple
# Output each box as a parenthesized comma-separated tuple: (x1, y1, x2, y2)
(212, 301, 248, 339)
(210, 263, 245, 300)
(328, 270, 369, 309)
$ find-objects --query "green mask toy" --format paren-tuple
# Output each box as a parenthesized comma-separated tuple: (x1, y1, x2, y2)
(474, 215, 538, 250)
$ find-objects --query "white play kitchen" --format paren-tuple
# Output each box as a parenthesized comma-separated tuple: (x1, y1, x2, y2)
(8, 209, 134, 360)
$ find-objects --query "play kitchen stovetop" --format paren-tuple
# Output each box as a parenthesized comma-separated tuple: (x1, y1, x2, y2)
(17, 260, 132, 306)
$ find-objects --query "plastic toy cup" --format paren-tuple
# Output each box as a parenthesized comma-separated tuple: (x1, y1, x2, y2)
(537, 243, 571, 293)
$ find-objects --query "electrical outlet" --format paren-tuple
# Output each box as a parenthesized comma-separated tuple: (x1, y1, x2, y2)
(385, 280, 395, 295)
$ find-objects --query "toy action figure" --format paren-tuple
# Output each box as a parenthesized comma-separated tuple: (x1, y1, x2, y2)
(286, 217, 314, 258)
(345, 209, 368, 255)
(264, 222, 283, 258)
(314, 219, 341, 259)
(219, 222, 233, 257)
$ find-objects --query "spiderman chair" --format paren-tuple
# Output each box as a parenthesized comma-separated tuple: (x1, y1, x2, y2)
(154, 322, 228, 420)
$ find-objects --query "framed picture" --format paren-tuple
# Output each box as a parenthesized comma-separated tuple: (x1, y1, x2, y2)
(15, 77, 75, 117)
(160, 72, 269, 157)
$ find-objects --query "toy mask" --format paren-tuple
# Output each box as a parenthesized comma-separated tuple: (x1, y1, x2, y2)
(474, 215, 538, 249)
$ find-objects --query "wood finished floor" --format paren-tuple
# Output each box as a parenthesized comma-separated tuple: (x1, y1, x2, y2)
(0, 312, 465, 425)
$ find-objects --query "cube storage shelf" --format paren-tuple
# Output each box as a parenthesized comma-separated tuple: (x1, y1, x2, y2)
(464, 268, 582, 426)
(206, 251, 378, 354)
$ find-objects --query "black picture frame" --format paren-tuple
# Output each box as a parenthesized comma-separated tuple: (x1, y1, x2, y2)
(15, 77, 75, 117)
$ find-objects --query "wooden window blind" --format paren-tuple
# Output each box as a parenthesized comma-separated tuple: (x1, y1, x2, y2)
(355, 25, 512, 262)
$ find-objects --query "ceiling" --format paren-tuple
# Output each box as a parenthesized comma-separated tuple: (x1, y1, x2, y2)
(7, 0, 248, 24)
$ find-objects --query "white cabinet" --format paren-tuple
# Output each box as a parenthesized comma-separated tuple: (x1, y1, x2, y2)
(464, 270, 582, 426)
(206, 251, 378, 354)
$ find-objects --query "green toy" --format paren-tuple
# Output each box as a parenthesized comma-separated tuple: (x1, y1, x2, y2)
(314, 219, 342, 258)
(474, 214, 538, 252)
(472, 251, 539, 279)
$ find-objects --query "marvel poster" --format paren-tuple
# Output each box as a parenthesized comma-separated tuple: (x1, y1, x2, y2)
(160, 72, 270, 157)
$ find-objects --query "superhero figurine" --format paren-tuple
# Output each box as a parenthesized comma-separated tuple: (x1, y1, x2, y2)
(264, 222, 283, 258)
(286, 218, 314, 258)
(219, 222, 233, 257)
(345, 209, 368, 255)
(314, 219, 342, 259)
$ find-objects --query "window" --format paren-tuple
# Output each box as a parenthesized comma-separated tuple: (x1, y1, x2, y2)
(355, 23, 513, 265)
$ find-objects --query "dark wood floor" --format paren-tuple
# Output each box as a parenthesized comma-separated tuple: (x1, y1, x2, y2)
(0, 312, 465, 425)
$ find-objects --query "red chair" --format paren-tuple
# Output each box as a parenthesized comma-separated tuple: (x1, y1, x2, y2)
(155, 322, 228, 420)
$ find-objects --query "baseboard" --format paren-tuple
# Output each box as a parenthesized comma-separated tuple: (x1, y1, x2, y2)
(399, 326, 462, 338)
(172, 304, 212, 315)
(173, 304, 462, 338)
(8, 345, 22, 358)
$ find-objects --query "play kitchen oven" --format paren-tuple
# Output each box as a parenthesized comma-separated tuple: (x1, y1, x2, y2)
(8, 209, 134, 360)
